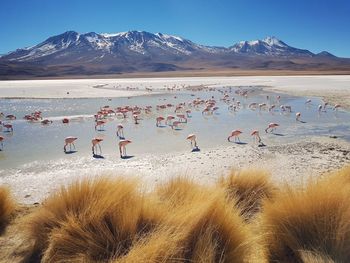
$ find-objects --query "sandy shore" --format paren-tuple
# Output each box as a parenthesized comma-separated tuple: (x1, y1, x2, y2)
(0, 75, 349, 108)
(1, 136, 349, 204)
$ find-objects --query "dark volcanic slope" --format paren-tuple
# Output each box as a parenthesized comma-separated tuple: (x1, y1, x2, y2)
(1, 31, 350, 78)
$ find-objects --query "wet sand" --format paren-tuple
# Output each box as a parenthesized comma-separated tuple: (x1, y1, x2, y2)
(0, 136, 349, 204)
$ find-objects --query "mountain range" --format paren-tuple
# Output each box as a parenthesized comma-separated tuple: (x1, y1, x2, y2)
(1, 30, 350, 78)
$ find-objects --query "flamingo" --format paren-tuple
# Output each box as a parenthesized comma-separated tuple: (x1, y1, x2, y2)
(119, 139, 132, 158)
(296, 112, 301, 121)
(92, 137, 103, 155)
(176, 114, 187, 123)
(251, 130, 261, 143)
(268, 105, 276, 112)
(284, 105, 292, 112)
(41, 119, 52, 125)
(156, 116, 165, 127)
(259, 103, 267, 110)
(249, 103, 258, 109)
(318, 104, 323, 112)
(228, 130, 242, 142)
(116, 124, 124, 138)
(6, 114, 16, 120)
(95, 120, 105, 131)
(3, 123, 13, 132)
(333, 104, 341, 111)
(170, 121, 181, 130)
(133, 114, 139, 124)
(64, 136, 77, 153)
(166, 115, 175, 125)
(305, 99, 312, 104)
(186, 134, 197, 149)
(265, 123, 279, 133)
(323, 102, 329, 110)
(0, 136, 3, 150)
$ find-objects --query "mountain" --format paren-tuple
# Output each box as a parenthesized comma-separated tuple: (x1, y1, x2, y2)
(1, 31, 350, 78)
(229, 36, 314, 57)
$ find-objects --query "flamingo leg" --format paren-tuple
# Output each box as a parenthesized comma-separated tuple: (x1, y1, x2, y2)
(72, 143, 76, 150)
(119, 146, 123, 157)
(98, 144, 102, 154)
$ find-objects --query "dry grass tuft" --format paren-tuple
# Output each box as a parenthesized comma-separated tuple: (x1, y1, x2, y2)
(261, 172, 350, 262)
(0, 186, 16, 232)
(218, 170, 276, 220)
(151, 177, 259, 263)
(25, 177, 164, 262)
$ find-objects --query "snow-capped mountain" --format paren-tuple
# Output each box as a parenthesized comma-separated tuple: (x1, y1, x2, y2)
(2, 31, 319, 63)
(1, 31, 348, 78)
(2, 31, 223, 63)
(229, 36, 313, 57)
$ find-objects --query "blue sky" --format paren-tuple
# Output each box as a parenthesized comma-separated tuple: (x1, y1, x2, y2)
(0, 0, 349, 57)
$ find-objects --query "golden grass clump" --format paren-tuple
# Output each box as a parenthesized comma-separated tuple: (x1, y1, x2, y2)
(218, 170, 276, 219)
(25, 177, 165, 262)
(145, 177, 259, 263)
(0, 186, 16, 232)
(261, 173, 350, 262)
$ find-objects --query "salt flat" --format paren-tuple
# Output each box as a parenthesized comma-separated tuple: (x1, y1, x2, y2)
(0, 75, 349, 108)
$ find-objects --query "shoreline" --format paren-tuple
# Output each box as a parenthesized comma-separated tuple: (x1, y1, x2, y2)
(1, 135, 349, 205)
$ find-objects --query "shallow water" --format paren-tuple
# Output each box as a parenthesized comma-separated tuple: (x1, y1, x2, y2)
(0, 86, 349, 175)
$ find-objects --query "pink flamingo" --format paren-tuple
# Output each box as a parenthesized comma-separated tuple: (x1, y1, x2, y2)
(156, 116, 165, 127)
(186, 109, 191, 117)
(202, 106, 211, 115)
(186, 134, 197, 149)
(176, 114, 187, 123)
(92, 137, 103, 155)
(333, 104, 341, 111)
(64, 136, 77, 153)
(296, 112, 301, 121)
(116, 124, 124, 138)
(170, 121, 181, 129)
(119, 139, 132, 158)
(95, 120, 105, 130)
(228, 130, 242, 142)
(166, 115, 175, 125)
(265, 123, 279, 133)
(3, 123, 13, 132)
(251, 130, 261, 143)
(0, 136, 3, 150)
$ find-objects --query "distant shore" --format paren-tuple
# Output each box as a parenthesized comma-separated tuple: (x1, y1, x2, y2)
(0, 75, 349, 108)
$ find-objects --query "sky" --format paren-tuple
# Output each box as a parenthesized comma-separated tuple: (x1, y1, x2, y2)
(0, 0, 349, 57)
